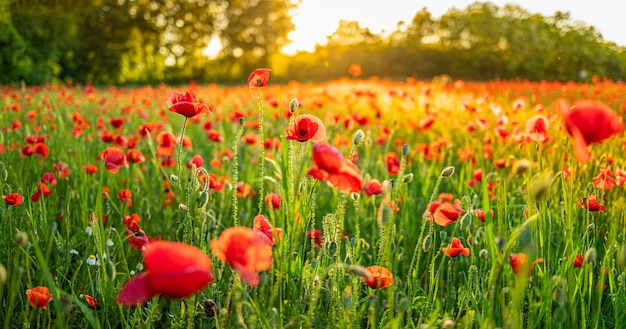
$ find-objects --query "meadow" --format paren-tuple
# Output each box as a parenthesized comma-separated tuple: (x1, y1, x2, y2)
(1, 71, 626, 328)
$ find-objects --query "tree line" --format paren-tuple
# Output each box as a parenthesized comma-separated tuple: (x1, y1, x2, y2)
(1, 1, 625, 85)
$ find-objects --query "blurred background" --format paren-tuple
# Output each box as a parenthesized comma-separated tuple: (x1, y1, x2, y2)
(1, 0, 625, 85)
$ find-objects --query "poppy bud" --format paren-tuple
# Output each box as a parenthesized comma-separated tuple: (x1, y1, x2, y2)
(1, 167, 7, 182)
(179, 204, 188, 211)
(479, 249, 489, 259)
(422, 235, 433, 252)
(382, 180, 392, 194)
(401, 144, 409, 157)
(106, 261, 116, 280)
(402, 173, 414, 183)
(459, 213, 472, 230)
(530, 172, 552, 201)
(351, 192, 360, 201)
(440, 166, 455, 178)
(170, 174, 179, 183)
(584, 247, 597, 264)
(617, 244, 626, 271)
(512, 159, 531, 176)
(239, 117, 245, 126)
(586, 223, 595, 231)
(442, 318, 455, 328)
(203, 299, 217, 318)
(327, 241, 338, 257)
(197, 191, 209, 208)
(15, 230, 28, 247)
(0, 262, 6, 286)
(289, 98, 299, 113)
(353, 129, 365, 145)
(495, 236, 506, 251)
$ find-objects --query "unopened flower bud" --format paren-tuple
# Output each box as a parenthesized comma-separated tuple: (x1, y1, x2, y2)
(402, 173, 414, 184)
(441, 166, 455, 178)
(422, 235, 433, 252)
(584, 247, 597, 264)
(0, 263, 6, 285)
(170, 174, 179, 183)
(239, 117, 245, 126)
(512, 159, 531, 176)
(353, 129, 365, 145)
(442, 318, 455, 328)
(197, 191, 209, 208)
(382, 180, 393, 194)
(289, 98, 299, 113)
(351, 192, 360, 201)
(586, 223, 595, 231)
(402, 144, 410, 157)
(479, 249, 489, 259)
(178, 204, 188, 212)
(15, 230, 28, 247)
(459, 213, 472, 230)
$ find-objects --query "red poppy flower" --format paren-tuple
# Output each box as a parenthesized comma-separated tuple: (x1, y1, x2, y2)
(110, 118, 125, 130)
(156, 132, 177, 157)
(578, 195, 606, 212)
(385, 152, 400, 175)
(126, 149, 146, 164)
(210, 227, 273, 286)
(361, 265, 393, 289)
(123, 214, 141, 230)
(187, 154, 203, 170)
(573, 253, 584, 268)
(510, 253, 544, 277)
(432, 202, 464, 226)
(441, 237, 470, 257)
(100, 147, 128, 174)
(118, 189, 132, 208)
(31, 183, 53, 202)
(247, 68, 271, 88)
(525, 115, 549, 142)
(559, 99, 624, 162)
(474, 208, 494, 222)
(253, 214, 282, 246)
(363, 179, 383, 196)
(167, 90, 210, 118)
(125, 229, 151, 250)
(264, 193, 281, 209)
(25, 286, 53, 309)
(286, 114, 326, 143)
(348, 63, 362, 77)
(83, 164, 98, 174)
(117, 241, 214, 305)
(307, 143, 363, 194)
(307, 229, 323, 248)
(83, 294, 100, 309)
(3, 193, 23, 206)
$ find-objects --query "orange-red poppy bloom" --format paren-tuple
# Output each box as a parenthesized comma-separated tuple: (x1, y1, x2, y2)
(348, 63, 362, 77)
(432, 202, 465, 226)
(167, 90, 210, 118)
(559, 99, 624, 162)
(25, 286, 53, 309)
(385, 152, 400, 175)
(100, 147, 128, 174)
(573, 253, 584, 268)
(253, 214, 282, 246)
(3, 193, 23, 206)
(307, 143, 363, 194)
(307, 229, 323, 248)
(525, 115, 550, 142)
(474, 208, 494, 222)
(363, 179, 383, 196)
(210, 227, 273, 286)
(441, 237, 470, 257)
(126, 149, 146, 164)
(578, 195, 606, 212)
(247, 68, 271, 88)
(286, 114, 326, 142)
(264, 193, 281, 209)
(117, 241, 214, 305)
(510, 253, 544, 277)
(83, 294, 100, 309)
(83, 164, 98, 174)
(361, 265, 393, 289)
(156, 131, 177, 157)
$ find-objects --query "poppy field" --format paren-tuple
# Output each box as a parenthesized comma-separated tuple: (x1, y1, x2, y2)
(1, 71, 626, 328)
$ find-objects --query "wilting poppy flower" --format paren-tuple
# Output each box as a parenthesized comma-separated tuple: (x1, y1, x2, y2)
(510, 253, 544, 277)
(117, 241, 214, 305)
(167, 90, 210, 118)
(100, 147, 128, 174)
(210, 227, 273, 286)
(578, 195, 606, 212)
(3, 193, 23, 206)
(432, 202, 465, 226)
(253, 214, 282, 246)
(361, 265, 393, 289)
(82, 294, 100, 310)
(286, 114, 326, 142)
(559, 99, 624, 162)
(363, 179, 383, 196)
(264, 193, 281, 209)
(25, 286, 53, 309)
(247, 68, 271, 88)
(307, 143, 363, 194)
(441, 237, 470, 257)
(573, 253, 584, 268)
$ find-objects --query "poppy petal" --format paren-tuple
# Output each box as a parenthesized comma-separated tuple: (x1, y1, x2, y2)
(117, 273, 155, 305)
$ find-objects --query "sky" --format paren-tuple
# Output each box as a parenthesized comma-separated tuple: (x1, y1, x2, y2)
(281, 0, 626, 54)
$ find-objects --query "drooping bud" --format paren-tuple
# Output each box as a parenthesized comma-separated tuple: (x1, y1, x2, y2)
(512, 159, 532, 176)
(479, 249, 489, 259)
(422, 234, 433, 252)
(402, 144, 410, 157)
(170, 174, 179, 183)
(402, 173, 414, 184)
(178, 203, 188, 212)
(197, 191, 209, 208)
(15, 230, 28, 247)
(584, 247, 597, 265)
(239, 117, 245, 126)
(0, 262, 7, 286)
(353, 129, 365, 145)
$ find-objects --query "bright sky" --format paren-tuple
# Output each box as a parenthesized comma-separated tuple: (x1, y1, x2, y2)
(282, 0, 626, 54)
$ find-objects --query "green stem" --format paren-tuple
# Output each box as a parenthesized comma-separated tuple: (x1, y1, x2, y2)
(176, 117, 189, 189)
(256, 88, 265, 215)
